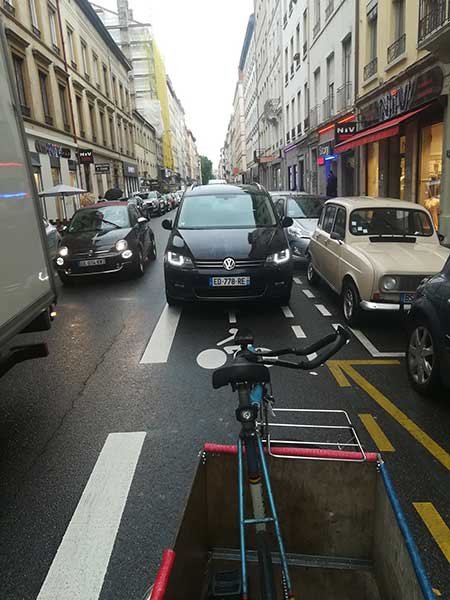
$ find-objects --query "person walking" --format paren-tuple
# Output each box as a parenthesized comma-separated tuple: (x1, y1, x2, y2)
(326, 169, 337, 197)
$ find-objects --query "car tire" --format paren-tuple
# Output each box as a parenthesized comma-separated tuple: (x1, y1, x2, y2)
(133, 248, 145, 278)
(342, 280, 361, 326)
(58, 271, 74, 286)
(406, 320, 441, 396)
(149, 238, 157, 261)
(307, 258, 319, 285)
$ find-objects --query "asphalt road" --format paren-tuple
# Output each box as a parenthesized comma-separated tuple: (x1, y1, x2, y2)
(0, 213, 449, 599)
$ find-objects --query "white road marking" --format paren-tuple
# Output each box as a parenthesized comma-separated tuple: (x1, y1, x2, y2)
(197, 348, 228, 369)
(228, 310, 237, 324)
(281, 306, 294, 318)
(307, 352, 318, 361)
(140, 304, 181, 364)
(292, 325, 306, 338)
(37, 432, 146, 600)
(332, 323, 340, 330)
(217, 328, 238, 346)
(315, 304, 332, 316)
(350, 328, 405, 358)
(293, 277, 302, 285)
(302, 289, 315, 298)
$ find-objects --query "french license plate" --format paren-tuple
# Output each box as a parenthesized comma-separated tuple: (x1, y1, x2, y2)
(78, 259, 106, 267)
(209, 276, 251, 287)
(400, 292, 415, 304)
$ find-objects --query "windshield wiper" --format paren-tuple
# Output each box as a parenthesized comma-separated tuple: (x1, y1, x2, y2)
(97, 219, 121, 229)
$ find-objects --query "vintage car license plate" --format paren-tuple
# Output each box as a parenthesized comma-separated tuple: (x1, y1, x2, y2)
(78, 259, 106, 267)
(209, 276, 251, 287)
(400, 292, 415, 303)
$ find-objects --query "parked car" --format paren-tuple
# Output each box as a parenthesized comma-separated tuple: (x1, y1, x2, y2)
(208, 179, 227, 185)
(405, 256, 450, 395)
(162, 183, 293, 305)
(134, 191, 164, 217)
(55, 202, 156, 284)
(43, 218, 61, 260)
(164, 194, 175, 211)
(307, 197, 450, 325)
(128, 195, 150, 219)
(270, 192, 327, 262)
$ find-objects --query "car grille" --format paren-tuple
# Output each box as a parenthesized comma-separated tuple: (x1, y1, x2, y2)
(195, 259, 265, 269)
(194, 284, 266, 298)
(397, 274, 430, 291)
(70, 249, 111, 259)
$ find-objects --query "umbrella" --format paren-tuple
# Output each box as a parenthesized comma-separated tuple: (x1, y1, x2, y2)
(104, 187, 124, 201)
(39, 184, 86, 197)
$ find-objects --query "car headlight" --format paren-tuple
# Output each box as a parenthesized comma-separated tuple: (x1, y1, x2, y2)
(56, 257, 64, 266)
(58, 246, 69, 257)
(115, 239, 128, 252)
(266, 249, 291, 264)
(380, 275, 399, 291)
(167, 251, 193, 267)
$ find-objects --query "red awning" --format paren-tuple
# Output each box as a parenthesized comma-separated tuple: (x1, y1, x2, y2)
(335, 105, 430, 154)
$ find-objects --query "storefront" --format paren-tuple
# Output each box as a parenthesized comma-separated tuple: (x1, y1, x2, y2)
(285, 143, 302, 191)
(338, 65, 445, 229)
(123, 161, 139, 196)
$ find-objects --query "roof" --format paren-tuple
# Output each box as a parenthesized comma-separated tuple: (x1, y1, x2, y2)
(269, 191, 327, 198)
(326, 197, 430, 211)
(239, 14, 255, 71)
(185, 184, 247, 196)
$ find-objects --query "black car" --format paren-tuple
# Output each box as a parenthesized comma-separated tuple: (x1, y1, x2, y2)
(135, 191, 164, 217)
(406, 255, 450, 395)
(55, 202, 156, 284)
(162, 184, 293, 304)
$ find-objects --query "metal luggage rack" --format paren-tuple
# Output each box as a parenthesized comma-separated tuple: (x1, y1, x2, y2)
(260, 408, 368, 462)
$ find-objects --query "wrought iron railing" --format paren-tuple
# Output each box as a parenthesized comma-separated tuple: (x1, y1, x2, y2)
(336, 82, 352, 112)
(363, 57, 377, 80)
(418, 0, 450, 41)
(322, 95, 334, 121)
(310, 105, 320, 128)
(387, 33, 406, 63)
(325, 0, 334, 20)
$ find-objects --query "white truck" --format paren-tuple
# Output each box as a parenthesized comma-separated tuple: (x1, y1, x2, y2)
(0, 19, 57, 378)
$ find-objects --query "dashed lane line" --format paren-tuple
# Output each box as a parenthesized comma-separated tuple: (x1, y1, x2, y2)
(307, 352, 318, 361)
(37, 432, 146, 600)
(358, 414, 395, 452)
(140, 304, 182, 364)
(413, 502, 450, 563)
(228, 310, 237, 324)
(293, 277, 302, 284)
(302, 289, 315, 299)
(281, 306, 294, 318)
(315, 304, 332, 317)
(292, 325, 306, 338)
(350, 327, 405, 358)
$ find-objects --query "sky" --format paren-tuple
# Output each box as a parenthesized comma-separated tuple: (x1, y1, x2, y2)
(94, 0, 254, 167)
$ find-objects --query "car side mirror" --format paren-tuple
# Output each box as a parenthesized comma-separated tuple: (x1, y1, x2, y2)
(137, 216, 148, 224)
(438, 232, 445, 243)
(330, 231, 343, 242)
(282, 216, 294, 227)
(162, 219, 173, 231)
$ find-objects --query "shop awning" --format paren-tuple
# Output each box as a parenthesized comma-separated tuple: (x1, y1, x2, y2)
(335, 105, 430, 154)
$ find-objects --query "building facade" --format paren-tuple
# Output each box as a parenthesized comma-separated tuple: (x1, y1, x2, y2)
(241, 15, 258, 183)
(133, 109, 157, 188)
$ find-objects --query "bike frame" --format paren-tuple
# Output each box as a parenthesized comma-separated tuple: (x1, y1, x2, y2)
(237, 381, 294, 599)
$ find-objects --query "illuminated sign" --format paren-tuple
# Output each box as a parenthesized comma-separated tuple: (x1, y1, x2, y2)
(78, 149, 94, 164)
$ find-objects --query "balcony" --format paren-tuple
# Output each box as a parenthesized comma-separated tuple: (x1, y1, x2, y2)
(93, 135, 97, 143)
(32, 26, 41, 39)
(418, 0, 450, 60)
(336, 82, 352, 112)
(363, 57, 377, 81)
(80, 129, 86, 138)
(53, 44, 60, 55)
(387, 33, 406, 64)
(44, 114, 53, 126)
(322, 95, 334, 121)
(20, 105, 31, 118)
(297, 123, 302, 136)
(63, 122, 71, 133)
(291, 127, 296, 140)
(313, 20, 321, 38)
(325, 0, 334, 20)
(310, 105, 320, 128)
(303, 116, 310, 131)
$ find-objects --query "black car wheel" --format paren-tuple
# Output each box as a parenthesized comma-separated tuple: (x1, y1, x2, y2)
(307, 258, 319, 285)
(133, 248, 145, 278)
(148, 237, 157, 260)
(407, 321, 441, 395)
(342, 280, 361, 326)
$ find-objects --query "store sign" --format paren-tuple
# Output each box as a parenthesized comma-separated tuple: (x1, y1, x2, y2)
(95, 163, 110, 174)
(318, 142, 334, 157)
(335, 123, 357, 144)
(123, 162, 138, 177)
(35, 141, 71, 159)
(360, 66, 443, 126)
(78, 149, 94, 164)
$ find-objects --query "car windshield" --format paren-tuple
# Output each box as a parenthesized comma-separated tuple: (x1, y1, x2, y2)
(349, 208, 433, 237)
(177, 193, 277, 229)
(68, 206, 130, 233)
(286, 196, 325, 219)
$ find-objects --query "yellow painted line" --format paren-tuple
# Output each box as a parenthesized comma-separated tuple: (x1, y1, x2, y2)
(413, 503, 450, 563)
(359, 414, 395, 452)
(327, 359, 400, 388)
(327, 362, 351, 387)
(343, 364, 450, 471)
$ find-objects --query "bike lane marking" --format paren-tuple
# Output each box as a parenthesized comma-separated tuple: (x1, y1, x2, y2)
(37, 432, 146, 600)
(350, 327, 405, 358)
(302, 289, 315, 298)
(293, 277, 303, 284)
(140, 304, 182, 364)
(292, 325, 307, 339)
(328, 360, 450, 471)
(315, 304, 331, 316)
(413, 503, 450, 563)
(228, 310, 237, 324)
(281, 306, 294, 318)
(358, 414, 395, 452)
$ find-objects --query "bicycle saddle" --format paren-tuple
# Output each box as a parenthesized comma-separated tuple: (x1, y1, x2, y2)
(212, 362, 271, 389)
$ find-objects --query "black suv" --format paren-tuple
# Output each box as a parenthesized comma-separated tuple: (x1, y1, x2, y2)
(162, 183, 293, 304)
(406, 255, 450, 395)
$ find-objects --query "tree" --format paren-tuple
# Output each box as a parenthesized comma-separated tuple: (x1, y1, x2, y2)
(200, 155, 213, 184)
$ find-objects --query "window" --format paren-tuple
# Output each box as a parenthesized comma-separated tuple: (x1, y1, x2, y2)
(109, 116, 115, 148)
(12, 55, 27, 109)
(76, 95, 84, 135)
(29, 0, 39, 31)
(326, 53, 334, 109)
(342, 36, 351, 84)
(119, 83, 124, 109)
(322, 205, 337, 233)
(333, 207, 346, 238)
(48, 5, 58, 49)
(99, 111, 106, 144)
(93, 54, 100, 86)
(314, 0, 320, 29)
(297, 91, 301, 125)
(393, 0, 405, 40)
(291, 98, 295, 130)
(290, 36, 294, 65)
(303, 10, 308, 56)
(296, 24, 300, 56)
(368, 8, 378, 61)
(112, 75, 118, 103)
(81, 40, 89, 76)
(67, 26, 75, 65)
(38, 71, 51, 120)
(313, 68, 320, 106)
(88, 104, 96, 141)
(304, 83, 309, 114)
(103, 65, 109, 95)
(349, 208, 432, 237)
(286, 104, 290, 134)
(275, 199, 285, 218)
(59, 84, 69, 128)
(419, 122, 443, 229)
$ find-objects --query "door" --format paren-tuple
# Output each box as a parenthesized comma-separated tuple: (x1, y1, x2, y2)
(274, 198, 286, 221)
(312, 204, 337, 277)
(323, 206, 346, 291)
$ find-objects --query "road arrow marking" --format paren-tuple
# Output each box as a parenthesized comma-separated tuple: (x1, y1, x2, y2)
(328, 360, 450, 471)
(350, 327, 405, 358)
(413, 503, 450, 563)
(359, 414, 395, 452)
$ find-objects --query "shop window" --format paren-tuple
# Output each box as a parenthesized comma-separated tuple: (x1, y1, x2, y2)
(419, 122, 443, 229)
(367, 142, 379, 197)
(33, 166, 43, 194)
(399, 136, 406, 200)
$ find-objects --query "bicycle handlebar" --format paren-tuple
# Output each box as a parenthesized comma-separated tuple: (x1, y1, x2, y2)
(241, 325, 350, 370)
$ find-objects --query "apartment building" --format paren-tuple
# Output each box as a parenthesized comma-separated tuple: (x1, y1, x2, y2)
(132, 109, 157, 187)
(241, 15, 258, 182)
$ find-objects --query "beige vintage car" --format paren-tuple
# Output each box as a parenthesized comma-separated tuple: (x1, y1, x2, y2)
(307, 197, 450, 325)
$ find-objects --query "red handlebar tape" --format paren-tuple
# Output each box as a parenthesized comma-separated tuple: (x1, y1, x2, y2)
(150, 549, 175, 600)
(203, 443, 378, 462)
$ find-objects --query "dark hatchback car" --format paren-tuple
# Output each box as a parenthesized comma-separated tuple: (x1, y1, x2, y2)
(406, 255, 450, 395)
(162, 184, 293, 304)
(55, 202, 156, 284)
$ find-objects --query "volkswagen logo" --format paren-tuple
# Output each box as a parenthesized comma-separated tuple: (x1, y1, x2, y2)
(88, 249, 94, 257)
(223, 257, 236, 271)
